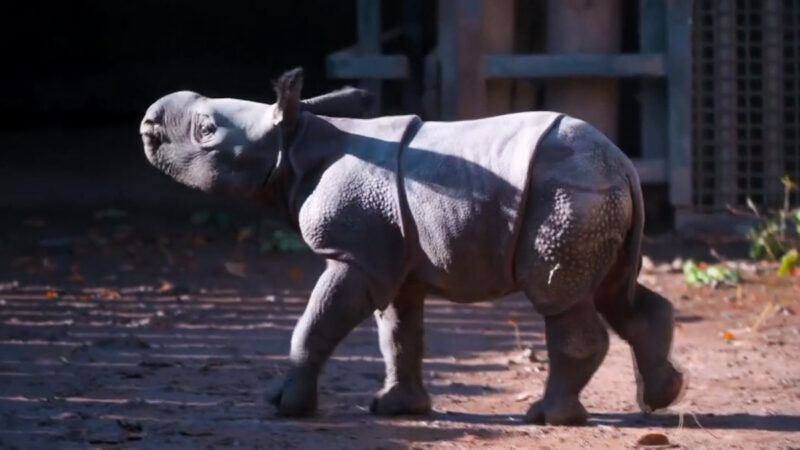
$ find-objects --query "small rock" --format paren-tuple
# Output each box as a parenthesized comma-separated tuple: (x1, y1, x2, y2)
(641, 256, 655, 272)
(670, 258, 684, 272)
(655, 263, 672, 273)
(522, 347, 547, 363)
(515, 392, 533, 402)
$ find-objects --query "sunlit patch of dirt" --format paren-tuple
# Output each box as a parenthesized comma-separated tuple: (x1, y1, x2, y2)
(0, 209, 798, 448)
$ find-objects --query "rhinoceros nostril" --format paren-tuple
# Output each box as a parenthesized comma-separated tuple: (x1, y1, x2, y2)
(140, 119, 163, 152)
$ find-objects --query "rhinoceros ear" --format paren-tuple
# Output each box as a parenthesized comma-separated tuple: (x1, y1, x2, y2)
(272, 67, 304, 133)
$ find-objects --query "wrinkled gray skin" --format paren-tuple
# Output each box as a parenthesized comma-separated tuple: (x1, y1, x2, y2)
(141, 68, 684, 425)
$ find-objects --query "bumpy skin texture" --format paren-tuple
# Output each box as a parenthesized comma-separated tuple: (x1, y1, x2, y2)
(141, 69, 683, 424)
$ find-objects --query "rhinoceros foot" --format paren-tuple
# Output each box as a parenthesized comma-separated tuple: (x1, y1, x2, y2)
(266, 370, 318, 417)
(370, 383, 431, 416)
(523, 396, 588, 426)
(639, 363, 685, 412)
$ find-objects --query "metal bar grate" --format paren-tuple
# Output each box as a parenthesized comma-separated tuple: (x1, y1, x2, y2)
(692, 0, 800, 211)
(785, 0, 800, 205)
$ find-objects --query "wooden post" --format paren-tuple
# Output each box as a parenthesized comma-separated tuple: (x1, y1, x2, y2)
(358, 0, 382, 115)
(639, 0, 667, 163)
(666, 0, 693, 217)
(714, 0, 737, 208)
(545, 0, 621, 142)
(763, 0, 785, 207)
(438, 0, 485, 119)
(403, 0, 425, 115)
(482, 0, 515, 116)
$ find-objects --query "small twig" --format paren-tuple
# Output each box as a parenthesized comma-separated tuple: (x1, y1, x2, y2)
(751, 301, 777, 331)
(709, 248, 726, 264)
(679, 411, 722, 440)
(725, 204, 759, 218)
(507, 319, 522, 351)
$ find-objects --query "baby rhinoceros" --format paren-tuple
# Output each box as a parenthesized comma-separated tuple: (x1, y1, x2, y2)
(140, 67, 684, 425)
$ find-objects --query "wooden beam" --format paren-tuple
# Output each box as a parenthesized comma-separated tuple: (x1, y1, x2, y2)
(763, 0, 785, 207)
(484, 53, 667, 78)
(326, 49, 409, 79)
(357, 0, 382, 114)
(639, 0, 668, 163)
(666, 0, 693, 210)
(438, 0, 485, 119)
(632, 157, 668, 184)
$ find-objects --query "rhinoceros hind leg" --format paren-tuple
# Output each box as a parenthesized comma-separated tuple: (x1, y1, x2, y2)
(524, 299, 608, 425)
(597, 283, 684, 412)
(371, 283, 431, 416)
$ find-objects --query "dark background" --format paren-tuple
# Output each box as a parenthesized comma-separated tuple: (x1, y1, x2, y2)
(0, 1, 434, 210)
(0, 1, 657, 220)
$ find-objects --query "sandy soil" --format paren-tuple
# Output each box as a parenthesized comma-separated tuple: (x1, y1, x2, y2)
(0, 209, 798, 449)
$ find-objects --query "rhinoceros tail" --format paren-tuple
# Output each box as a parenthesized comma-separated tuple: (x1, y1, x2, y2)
(623, 157, 645, 305)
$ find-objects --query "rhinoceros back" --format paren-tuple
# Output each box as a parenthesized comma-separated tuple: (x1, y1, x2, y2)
(401, 112, 563, 301)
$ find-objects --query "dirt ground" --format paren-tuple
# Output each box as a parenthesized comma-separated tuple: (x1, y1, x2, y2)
(0, 208, 798, 449)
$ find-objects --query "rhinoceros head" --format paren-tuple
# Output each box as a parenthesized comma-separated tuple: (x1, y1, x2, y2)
(140, 68, 305, 197)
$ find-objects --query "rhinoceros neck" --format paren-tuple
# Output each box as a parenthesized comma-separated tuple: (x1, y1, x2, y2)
(271, 112, 421, 233)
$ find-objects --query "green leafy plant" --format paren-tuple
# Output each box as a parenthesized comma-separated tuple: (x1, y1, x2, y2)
(259, 230, 308, 253)
(743, 176, 800, 276)
(683, 260, 742, 287)
(778, 249, 799, 277)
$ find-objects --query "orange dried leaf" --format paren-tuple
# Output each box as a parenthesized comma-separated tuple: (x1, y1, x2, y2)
(722, 331, 736, 340)
(69, 265, 85, 283)
(158, 280, 176, 293)
(23, 217, 47, 227)
(45, 289, 59, 299)
(98, 288, 122, 300)
(288, 266, 304, 285)
(236, 227, 254, 243)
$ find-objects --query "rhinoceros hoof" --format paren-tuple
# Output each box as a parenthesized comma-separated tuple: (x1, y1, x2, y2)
(523, 397, 588, 426)
(370, 384, 432, 416)
(639, 363, 685, 412)
(266, 373, 318, 417)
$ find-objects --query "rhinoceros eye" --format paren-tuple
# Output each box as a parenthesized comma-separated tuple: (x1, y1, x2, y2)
(199, 121, 216, 138)
(195, 115, 217, 142)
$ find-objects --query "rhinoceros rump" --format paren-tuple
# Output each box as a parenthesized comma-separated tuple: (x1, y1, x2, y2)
(140, 68, 684, 425)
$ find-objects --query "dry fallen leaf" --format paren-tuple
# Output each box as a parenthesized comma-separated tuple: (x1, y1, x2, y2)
(224, 261, 247, 278)
(157, 280, 176, 293)
(45, 289, 59, 299)
(192, 234, 208, 247)
(98, 288, 122, 300)
(636, 432, 671, 447)
(514, 392, 533, 402)
(288, 266, 304, 285)
(721, 331, 736, 340)
(70, 265, 85, 283)
(237, 227, 254, 243)
(23, 217, 48, 227)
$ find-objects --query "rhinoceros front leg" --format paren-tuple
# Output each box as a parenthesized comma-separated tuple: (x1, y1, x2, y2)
(268, 260, 374, 417)
(370, 283, 431, 416)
